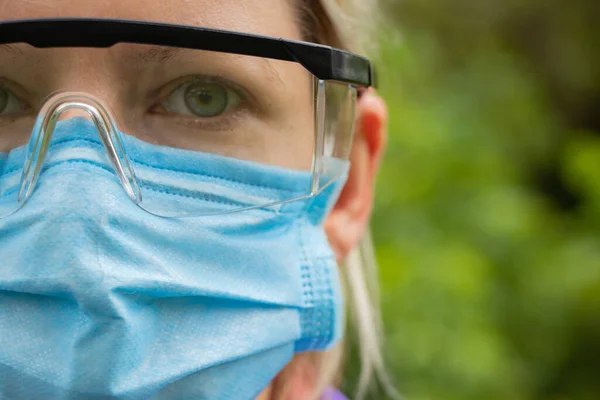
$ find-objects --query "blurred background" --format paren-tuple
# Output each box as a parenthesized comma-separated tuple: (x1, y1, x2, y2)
(341, 0, 600, 399)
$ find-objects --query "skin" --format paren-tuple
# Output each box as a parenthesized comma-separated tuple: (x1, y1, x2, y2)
(0, 0, 387, 398)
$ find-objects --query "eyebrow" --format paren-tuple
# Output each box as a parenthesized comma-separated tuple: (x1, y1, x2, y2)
(132, 46, 189, 63)
(0, 43, 287, 87)
(0, 44, 23, 55)
(0, 44, 185, 62)
(128, 45, 285, 85)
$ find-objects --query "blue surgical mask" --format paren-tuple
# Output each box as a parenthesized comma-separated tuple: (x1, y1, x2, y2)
(0, 118, 346, 400)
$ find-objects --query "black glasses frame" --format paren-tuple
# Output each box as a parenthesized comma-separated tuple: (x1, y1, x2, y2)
(0, 18, 373, 87)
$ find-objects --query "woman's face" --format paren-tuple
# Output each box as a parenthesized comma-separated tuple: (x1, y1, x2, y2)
(0, 2, 388, 399)
(0, 0, 315, 170)
(1, 2, 313, 399)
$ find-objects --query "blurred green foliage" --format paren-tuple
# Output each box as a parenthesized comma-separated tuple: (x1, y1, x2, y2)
(342, 1, 600, 399)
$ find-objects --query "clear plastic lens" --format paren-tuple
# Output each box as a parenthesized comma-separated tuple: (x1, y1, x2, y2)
(319, 81, 358, 190)
(0, 44, 358, 218)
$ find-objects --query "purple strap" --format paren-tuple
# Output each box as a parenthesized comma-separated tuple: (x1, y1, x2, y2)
(321, 387, 349, 400)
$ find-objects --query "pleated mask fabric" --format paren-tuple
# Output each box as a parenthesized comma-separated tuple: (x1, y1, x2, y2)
(0, 118, 347, 400)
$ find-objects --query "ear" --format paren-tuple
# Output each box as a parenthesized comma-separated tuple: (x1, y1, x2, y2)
(324, 89, 388, 262)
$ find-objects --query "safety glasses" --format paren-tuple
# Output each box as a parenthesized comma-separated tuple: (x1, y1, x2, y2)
(0, 19, 373, 218)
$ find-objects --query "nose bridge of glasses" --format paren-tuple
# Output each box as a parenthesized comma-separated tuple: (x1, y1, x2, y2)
(54, 102, 100, 122)
(18, 94, 142, 206)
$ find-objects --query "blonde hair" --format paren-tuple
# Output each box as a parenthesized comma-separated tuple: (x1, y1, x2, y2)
(274, 2, 400, 400)
(341, 234, 400, 400)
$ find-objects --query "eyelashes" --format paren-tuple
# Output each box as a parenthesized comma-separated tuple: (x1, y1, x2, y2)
(160, 78, 243, 119)
(0, 85, 28, 116)
(150, 75, 255, 131)
(0, 74, 254, 133)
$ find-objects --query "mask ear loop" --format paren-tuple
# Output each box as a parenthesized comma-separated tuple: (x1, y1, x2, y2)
(18, 93, 142, 206)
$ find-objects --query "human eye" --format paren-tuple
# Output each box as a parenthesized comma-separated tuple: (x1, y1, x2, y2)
(0, 85, 28, 116)
(155, 77, 245, 125)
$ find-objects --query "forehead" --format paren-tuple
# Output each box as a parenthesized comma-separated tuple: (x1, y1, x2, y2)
(0, 0, 302, 39)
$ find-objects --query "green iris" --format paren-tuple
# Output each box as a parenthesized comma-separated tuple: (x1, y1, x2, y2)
(184, 82, 228, 118)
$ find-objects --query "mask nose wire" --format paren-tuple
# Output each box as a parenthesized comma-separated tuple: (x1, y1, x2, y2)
(17, 94, 143, 206)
